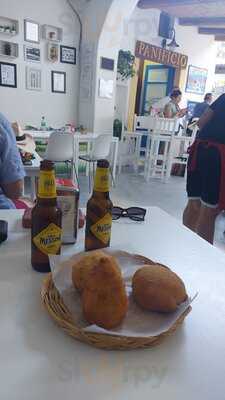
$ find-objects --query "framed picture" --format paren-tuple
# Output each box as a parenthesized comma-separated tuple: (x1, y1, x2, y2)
(185, 65, 208, 95)
(101, 57, 115, 71)
(60, 45, 76, 65)
(187, 100, 200, 117)
(0, 62, 17, 88)
(48, 43, 59, 63)
(51, 71, 66, 93)
(26, 67, 41, 91)
(24, 45, 41, 62)
(24, 19, 40, 44)
(99, 78, 113, 99)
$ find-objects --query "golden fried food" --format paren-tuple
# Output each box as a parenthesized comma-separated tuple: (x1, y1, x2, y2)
(132, 264, 187, 313)
(72, 250, 107, 292)
(82, 253, 128, 329)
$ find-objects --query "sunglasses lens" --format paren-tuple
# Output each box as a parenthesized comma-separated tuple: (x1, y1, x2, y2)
(112, 207, 122, 220)
(127, 207, 146, 221)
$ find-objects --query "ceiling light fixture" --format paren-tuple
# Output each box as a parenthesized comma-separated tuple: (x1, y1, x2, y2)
(167, 28, 180, 50)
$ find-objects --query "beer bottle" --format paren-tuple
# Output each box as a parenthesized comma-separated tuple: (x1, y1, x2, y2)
(85, 159, 113, 251)
(31, 160, 62, 273)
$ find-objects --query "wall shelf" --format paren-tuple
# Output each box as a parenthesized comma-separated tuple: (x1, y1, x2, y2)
(42, 24, 63, 42)
(0, 16, 19, 36)
(0, 40, 19, 59)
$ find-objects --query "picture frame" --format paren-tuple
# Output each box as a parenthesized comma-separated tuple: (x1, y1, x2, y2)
(24, 45, 41, 62)
(99, 78, 113, 99)
(0, 62, 17, 88)
(24, 19, 40, 44)
(185, 65, 208, 95)
(100, 57, 115, 71)
(26, 66, 41, 91)
(60, 45, 76, 65)
(48, 43, 59, 63)
(51, 71, 66, 93)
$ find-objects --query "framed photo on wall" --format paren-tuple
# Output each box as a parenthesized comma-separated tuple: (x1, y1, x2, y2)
(24, 19, 40, 44)
(26, 66, 42, 91)
(185, 65, 208, 95)
(60, 45, 76, 65)
(24, 45, 41, 62)
(48, 43, 59, 63)
(51, 71, 66, 93)
(0, 62, 17, 88)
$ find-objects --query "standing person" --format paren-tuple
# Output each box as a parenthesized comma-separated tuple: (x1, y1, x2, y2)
(192, 93, 213, 119)
(183, 93, 225, 244)
(150, 86, 180, 115)
(163, 89, 187, 119)
(0, 113, 25, 209)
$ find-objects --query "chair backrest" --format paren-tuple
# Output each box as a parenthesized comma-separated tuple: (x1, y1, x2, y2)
(45, 132, 74, 162)
(134, 115, 149, 131)
(91, 134, 112, 159)
(151, 117, 177, 136)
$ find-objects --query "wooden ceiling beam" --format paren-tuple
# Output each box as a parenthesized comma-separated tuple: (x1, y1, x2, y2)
(179, 17, 225, 26)
(137, 0, 218, 9)
(199, 27, 225, 35)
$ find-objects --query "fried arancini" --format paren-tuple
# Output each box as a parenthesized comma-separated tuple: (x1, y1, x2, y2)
(82, 254, 128, 329)
(132, 264, 187, 313)
(72, 250, 107, 292)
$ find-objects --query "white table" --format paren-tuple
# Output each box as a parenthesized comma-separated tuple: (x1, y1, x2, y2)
(0, 207, 225, 400)
(26, 131, 119, 182)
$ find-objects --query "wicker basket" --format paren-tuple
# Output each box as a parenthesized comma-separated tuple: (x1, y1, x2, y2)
(41, 254, 191, 350)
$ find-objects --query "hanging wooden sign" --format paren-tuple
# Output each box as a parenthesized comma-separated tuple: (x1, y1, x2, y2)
(135, 40, 188, 69)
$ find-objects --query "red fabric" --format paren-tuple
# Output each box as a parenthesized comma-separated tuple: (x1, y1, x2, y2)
(13, 200, 30, 210)
(188, 139, 225, 210)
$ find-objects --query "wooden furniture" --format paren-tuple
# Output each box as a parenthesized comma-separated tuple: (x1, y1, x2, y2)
(0, 207, 225, 399)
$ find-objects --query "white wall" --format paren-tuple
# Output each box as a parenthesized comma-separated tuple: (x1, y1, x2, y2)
(78, 0, 139, 132)
(0, 0, 80, 128)
(119, 7, 217, 107)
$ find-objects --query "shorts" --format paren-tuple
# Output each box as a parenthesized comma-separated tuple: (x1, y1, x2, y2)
(187, 143, 221, 208)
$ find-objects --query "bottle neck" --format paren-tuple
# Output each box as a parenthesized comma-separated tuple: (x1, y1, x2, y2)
(93, 167, 110, 194)
(37, 168, 57, 202)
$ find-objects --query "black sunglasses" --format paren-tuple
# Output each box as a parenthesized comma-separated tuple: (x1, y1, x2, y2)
(112, 207, 146, 222)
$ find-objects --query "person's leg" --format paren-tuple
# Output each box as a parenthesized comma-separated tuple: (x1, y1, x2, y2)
(196, 204, 219, 244)
(183, 199, 201, 232)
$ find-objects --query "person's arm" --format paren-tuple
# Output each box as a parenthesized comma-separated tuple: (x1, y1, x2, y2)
(1, 180, 23, 200)
(0, 120, 25, 199)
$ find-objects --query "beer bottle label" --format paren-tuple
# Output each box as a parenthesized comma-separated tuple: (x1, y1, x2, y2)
(38, 170, 57, 198)
(90, 213, 112, 244)
(94, 168, 109, 192)
(33, 223, 62, 255)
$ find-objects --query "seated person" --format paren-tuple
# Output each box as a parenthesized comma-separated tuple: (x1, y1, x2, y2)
(192, 93, 212, 119)
(0, 113, 25, 209)
(163, 89, 187, 119)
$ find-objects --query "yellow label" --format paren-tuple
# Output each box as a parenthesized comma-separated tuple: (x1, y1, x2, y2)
(33, 223, 62, 255)
(90, 213, 112, 244)
(94, 168, 109, 192)
(38, 170, 57, 198)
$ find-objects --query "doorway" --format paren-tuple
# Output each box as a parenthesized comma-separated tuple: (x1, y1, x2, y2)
(141, 64, 175, 115)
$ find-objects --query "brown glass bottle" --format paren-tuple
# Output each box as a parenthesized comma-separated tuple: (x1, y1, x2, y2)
(31, 160, 62, 273)
(85, 159, 113, 251)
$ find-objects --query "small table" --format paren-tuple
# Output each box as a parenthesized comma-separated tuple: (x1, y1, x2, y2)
(0, 207, 225, 399)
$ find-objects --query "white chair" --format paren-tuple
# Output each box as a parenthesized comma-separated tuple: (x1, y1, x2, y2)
(79, 133, 114, 192)
(117, 133, 139, 174)
(44, 132, 76, 181)
(144, 117, 177, 181)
